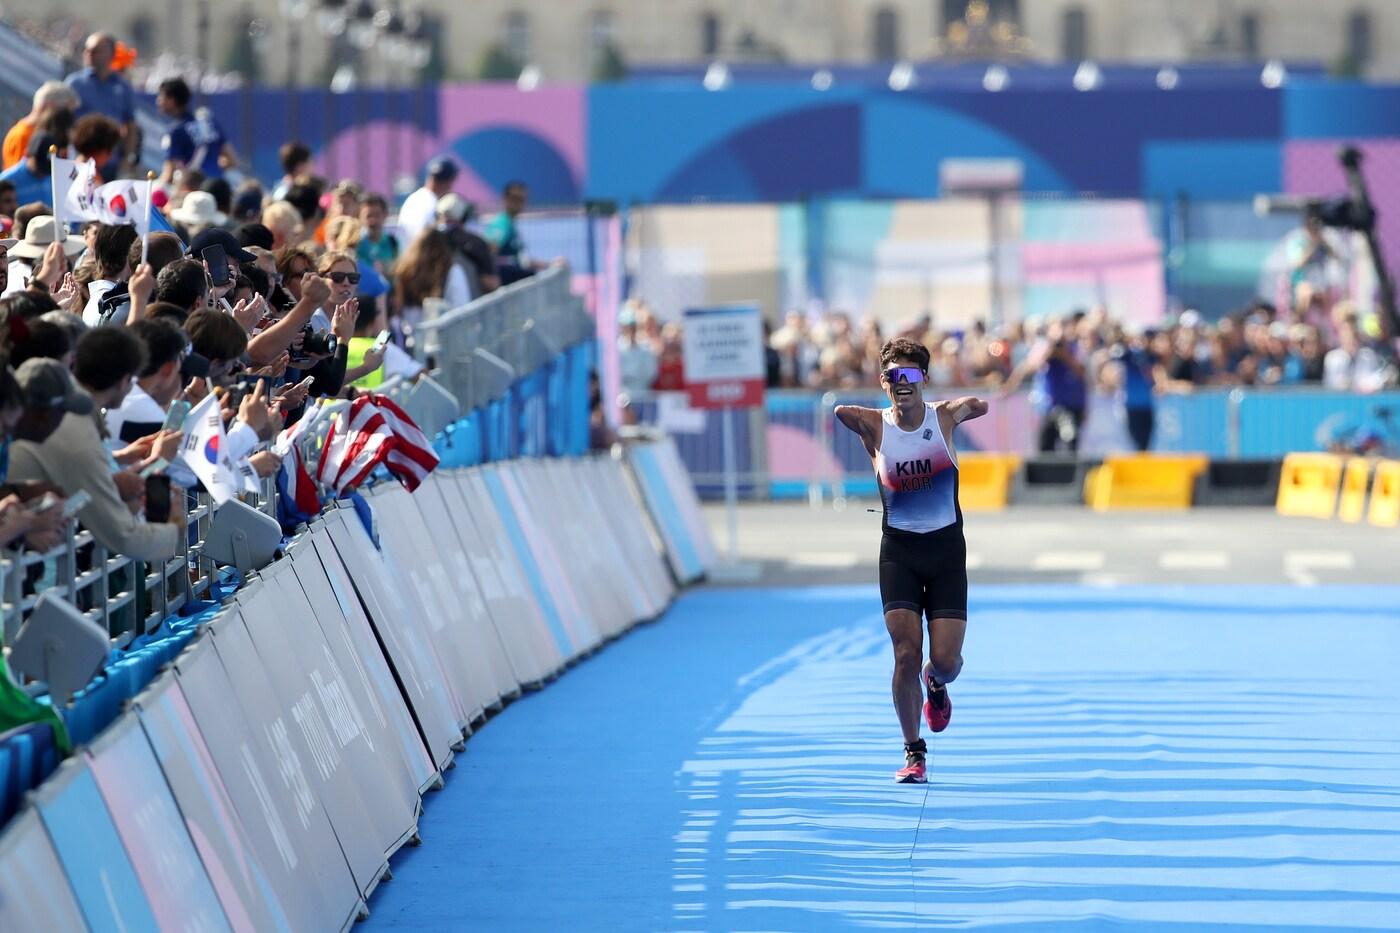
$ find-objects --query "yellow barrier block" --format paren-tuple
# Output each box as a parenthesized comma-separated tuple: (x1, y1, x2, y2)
(1084, 454, 1208, 511)
(957, 453, 1021, 511)
(1081, 466, 1101, 506)
(1337, 457, 1372, 523)
(1276, 453, 1344, 518)
(1367, 460, 1400, 527)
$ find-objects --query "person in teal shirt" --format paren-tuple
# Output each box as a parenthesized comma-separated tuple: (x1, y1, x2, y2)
(484, 180, 539, 285)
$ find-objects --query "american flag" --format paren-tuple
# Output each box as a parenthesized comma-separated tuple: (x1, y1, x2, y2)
(316, 395, 439, 494)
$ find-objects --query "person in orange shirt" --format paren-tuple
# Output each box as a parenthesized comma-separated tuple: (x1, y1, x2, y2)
(3, 82, 78, 170)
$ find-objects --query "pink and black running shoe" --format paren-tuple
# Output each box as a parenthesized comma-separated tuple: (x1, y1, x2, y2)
(923, 663, 952, 733)
(895, 740, 927, 784)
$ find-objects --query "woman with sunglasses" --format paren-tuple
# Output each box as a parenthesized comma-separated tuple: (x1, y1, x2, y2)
(835, 337, 988, 784)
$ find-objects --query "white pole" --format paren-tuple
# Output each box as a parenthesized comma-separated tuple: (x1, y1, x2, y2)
(141, 172, 155, 265)
(49, 146, 61, 235)
(721, 403, 738, 562)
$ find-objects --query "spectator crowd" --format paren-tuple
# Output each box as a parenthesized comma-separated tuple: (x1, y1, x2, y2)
(0, 31, 551, 629)
(618, 244, 1395, 455)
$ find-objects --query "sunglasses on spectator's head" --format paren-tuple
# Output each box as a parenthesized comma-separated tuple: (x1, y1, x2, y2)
(882, 366, 924, 384)
(327, 271, 360, 285)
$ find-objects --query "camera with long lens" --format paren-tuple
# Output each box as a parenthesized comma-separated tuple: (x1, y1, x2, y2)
(290, 326, 338, 363)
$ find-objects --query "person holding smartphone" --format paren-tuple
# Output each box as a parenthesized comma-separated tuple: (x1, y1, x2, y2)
(106, 319, 204, 443)
(345, 296, 416, 389)
(283, 251, 359, 399)
(9, 342, 186, 562)
(189, 229, 256, 310)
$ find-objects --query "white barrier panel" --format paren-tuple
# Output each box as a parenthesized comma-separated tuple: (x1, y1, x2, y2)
(255, 560, 421, 855)
(218, 596, 389, 899)
(518, 459, 626, 641)
(624, 441, 706, 584)
(371, 482, 512, 716)
(654, 436, 718, 571)
(578, 456, 674, 624)
(322, 507, 468, 754)
(178, 628, 363, 931)
(545, 458, 641, 637)
(477, 465, 581, 664)
(492, 462, 603, 654)
(288, 538, 439, 798)
(345, 496, 487, 726)
(452, 470, 564, 684)
(85, 714, 233, 931)
(571, 458, 659, 626)
(33, 757, 161, 930)
(406, 476, 525, 699)
(0, 808, 87, 932)
(136, 671, 301, 932)
(589, 455, 676, 616)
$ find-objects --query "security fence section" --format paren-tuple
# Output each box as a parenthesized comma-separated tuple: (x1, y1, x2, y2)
(0, 270, 716, 931)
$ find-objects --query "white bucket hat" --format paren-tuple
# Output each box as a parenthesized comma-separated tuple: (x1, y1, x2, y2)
(9, 215, 87, 260)
(170, 190, 227, 229)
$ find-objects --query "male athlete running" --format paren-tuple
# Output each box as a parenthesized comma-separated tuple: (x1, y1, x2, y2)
(835, 337, 988, 783)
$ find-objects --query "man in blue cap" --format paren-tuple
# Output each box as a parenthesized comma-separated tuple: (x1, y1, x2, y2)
(398, 156, 457, 244)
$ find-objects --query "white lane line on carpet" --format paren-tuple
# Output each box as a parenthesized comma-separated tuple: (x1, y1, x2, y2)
(1031, 551, 1106, 571)
(1159, 550, 1231, 570)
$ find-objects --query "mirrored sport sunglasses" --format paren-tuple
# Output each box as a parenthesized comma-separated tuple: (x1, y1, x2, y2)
(882, 366, 924, 384)
(327, 271, 361, 285)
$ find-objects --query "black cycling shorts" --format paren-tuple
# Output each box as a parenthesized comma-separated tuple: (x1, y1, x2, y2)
(878, 528, 968, 621)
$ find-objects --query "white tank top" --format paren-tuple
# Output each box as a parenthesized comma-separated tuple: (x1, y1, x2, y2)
(875, 403, 960, 535)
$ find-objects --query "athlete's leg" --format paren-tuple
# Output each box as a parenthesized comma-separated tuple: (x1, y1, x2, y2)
(926, 617, 966, 684)
(884, 608, 924, 744)
(920, 539, 968, 733)
(880, 536, 927, 745)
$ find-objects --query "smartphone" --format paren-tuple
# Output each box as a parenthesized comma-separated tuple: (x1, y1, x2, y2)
(162, 400, 191, 432)
(295, 375, 316, 392)
(139, 458, 169, 479)
(201, 243, 230, 286)
(144, 474, 172, 523)
(372, 329, 391, 352)
(60, 490, 91, 518)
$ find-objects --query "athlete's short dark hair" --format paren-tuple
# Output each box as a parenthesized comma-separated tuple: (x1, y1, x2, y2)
(879, 337, 930, 373)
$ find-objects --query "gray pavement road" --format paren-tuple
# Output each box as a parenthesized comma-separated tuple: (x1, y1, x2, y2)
(701, 502, 1400, 587)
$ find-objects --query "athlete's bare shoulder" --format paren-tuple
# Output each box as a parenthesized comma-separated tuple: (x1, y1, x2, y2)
(834, 404, 883, 454)
(833, 403, 882, 432)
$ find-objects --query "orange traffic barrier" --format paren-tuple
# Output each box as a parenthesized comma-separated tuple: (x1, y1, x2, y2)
(1367, 459, 1400, 527)
(1337, 457, 1372, 523)
(1083, 454, 1208, 510)
(1275, 453, 1344, 519)
(958, 453, 1021, 510)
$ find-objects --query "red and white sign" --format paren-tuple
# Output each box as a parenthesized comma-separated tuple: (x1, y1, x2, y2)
(682, 305, 766, 409)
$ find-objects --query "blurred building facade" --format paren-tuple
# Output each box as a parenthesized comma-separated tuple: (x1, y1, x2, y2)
(1, 0, 1396, 86)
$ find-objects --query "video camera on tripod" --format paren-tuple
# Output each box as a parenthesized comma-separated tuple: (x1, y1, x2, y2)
(1254, 146, 1400, 342)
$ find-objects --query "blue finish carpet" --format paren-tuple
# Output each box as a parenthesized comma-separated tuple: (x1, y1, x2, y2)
(363, 585, 1400, 930)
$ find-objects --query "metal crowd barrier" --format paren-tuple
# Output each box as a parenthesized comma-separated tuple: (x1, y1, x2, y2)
(417, 265, 594, 414)
(0, 481, 279, 650)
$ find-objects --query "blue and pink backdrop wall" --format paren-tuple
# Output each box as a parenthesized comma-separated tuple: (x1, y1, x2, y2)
(199, 78, 1400, 320)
